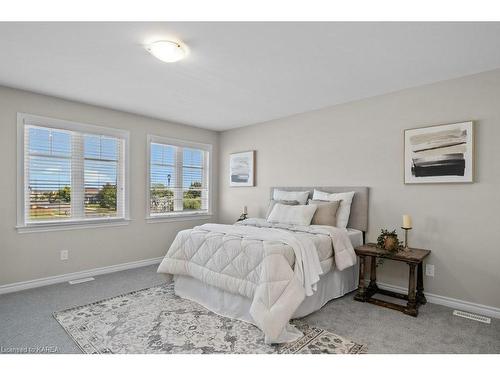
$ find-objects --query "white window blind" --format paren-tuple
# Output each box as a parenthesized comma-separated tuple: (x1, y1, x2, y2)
(148, 136, 211, 217)
(18, 114, 128, 228)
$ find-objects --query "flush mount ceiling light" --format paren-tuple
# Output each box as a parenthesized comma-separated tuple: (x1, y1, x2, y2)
(146, 40, 186, 63)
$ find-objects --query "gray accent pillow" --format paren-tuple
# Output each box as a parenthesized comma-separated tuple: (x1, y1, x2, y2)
(308, 199, 341, 227)
(266, 199, 300, 219)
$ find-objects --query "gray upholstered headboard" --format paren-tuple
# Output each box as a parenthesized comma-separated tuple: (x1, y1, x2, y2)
(270, 186, 369, 232)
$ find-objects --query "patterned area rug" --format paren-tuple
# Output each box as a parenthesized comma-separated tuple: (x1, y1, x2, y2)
(53, 284, 366, 354)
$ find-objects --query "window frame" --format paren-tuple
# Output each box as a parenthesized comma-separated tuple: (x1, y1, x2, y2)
(146, 134, 213, 222)
(16, 113, 130, 233)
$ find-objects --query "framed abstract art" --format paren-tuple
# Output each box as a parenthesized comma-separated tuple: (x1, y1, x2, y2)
(404, 121, 474, 184)
(229, 150, 255, 187)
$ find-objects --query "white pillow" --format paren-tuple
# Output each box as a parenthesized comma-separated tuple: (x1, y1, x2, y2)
(267, 203, 318, 226)
(312, 189, 355, 229)
(273, 189, 310, 205)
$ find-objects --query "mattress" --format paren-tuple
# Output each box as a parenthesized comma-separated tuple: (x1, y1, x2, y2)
(174, 228, 362, 322)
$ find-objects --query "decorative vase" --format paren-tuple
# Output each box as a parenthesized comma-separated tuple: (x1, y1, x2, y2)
(383, 236, 398, 252)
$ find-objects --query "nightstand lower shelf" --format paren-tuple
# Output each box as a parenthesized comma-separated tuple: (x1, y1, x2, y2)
(354, 282, 427, 317)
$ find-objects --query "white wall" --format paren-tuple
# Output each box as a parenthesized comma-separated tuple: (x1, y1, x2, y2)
(0, 86, 218, 285)
(219, 69, 500, 309)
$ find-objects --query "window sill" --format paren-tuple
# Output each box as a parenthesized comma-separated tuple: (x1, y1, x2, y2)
(16, 218, 131, 233)
(146, 213, 213, 224)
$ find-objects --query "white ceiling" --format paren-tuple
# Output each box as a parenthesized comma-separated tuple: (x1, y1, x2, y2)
(1, 22, 500, 131)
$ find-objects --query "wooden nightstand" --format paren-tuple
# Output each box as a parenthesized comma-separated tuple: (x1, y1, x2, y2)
(354, 243, 431, 317)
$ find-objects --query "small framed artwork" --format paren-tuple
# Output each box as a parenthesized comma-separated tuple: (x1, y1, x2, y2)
(229, 151, 255, 187)
(404, 121, 474, 184)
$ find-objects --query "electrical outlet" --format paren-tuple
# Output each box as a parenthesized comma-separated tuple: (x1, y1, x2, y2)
(60, 250, 69, 261)
(426, 264, 435, 277)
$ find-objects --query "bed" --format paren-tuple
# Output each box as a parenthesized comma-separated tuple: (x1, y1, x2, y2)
(157, 186, 369, 343)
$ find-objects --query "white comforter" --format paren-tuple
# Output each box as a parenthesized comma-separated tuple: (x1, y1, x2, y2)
(157, 219, 356, 343)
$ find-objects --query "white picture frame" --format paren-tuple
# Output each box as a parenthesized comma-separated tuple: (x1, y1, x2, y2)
(404, 121, 474, 184)
(229, 151, 255, 187)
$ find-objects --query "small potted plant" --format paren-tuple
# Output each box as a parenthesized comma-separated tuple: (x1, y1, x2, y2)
(376, 229, 403, 252)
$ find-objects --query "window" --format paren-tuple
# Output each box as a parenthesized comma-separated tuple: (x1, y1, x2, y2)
(17, 113, 129, 231)
(147, 135, 211, 220)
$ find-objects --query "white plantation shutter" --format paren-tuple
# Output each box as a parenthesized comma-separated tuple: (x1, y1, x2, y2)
(81, 134, 124, 218)
(24, 126, 73, 222)
(149, 143, 177, 214)
(148, 136, 211, 217)
(19, 114, 128, 227)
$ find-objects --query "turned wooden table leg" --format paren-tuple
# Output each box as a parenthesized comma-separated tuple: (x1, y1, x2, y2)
(405, 263, 418, 316)
(368, 256, 378, 293)
(354, 255, 366, 301)
(416, 262, 427, 305)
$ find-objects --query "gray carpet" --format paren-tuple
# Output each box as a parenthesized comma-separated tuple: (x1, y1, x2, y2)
(1, 264, 499, 354)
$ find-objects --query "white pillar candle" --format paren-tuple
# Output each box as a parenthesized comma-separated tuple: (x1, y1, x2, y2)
(243, 206, 248, 215)
(403, 214, 412, 228)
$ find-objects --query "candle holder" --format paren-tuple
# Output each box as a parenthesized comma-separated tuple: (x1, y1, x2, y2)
(401, 227, 412, 251)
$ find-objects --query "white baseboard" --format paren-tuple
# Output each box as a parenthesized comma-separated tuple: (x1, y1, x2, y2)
(0, 257, 163, 295)
(375, 281, 500, 320)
